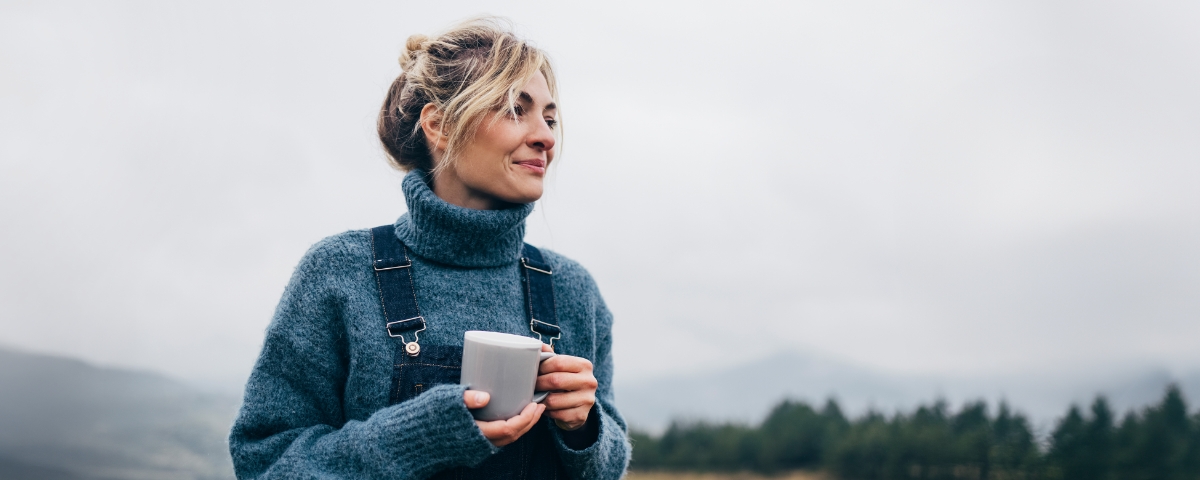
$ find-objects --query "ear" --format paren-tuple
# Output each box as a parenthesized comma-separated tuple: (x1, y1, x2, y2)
(420, 103, 449, 153)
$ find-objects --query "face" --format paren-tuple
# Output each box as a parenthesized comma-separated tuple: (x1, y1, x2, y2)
(427, 72, 558, 210)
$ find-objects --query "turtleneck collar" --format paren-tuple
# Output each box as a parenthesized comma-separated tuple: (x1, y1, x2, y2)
(392, 170, 535, 268)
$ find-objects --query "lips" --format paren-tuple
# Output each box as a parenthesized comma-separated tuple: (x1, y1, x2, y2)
(514, 159, 546, 174)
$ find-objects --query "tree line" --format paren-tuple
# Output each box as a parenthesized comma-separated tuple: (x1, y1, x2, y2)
(629, 384, 1200, 479)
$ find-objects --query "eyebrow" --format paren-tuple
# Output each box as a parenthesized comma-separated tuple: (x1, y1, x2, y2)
(518, 91, 556, 111)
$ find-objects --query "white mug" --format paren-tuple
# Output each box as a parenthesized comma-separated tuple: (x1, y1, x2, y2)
(460, 331, 555, 421)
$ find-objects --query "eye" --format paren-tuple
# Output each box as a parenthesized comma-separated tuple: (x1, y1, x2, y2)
(511, 105, 525, 117)
(545, 118, 558, 129)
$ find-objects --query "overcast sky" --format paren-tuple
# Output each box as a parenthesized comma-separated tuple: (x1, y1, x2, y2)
(2, 1, 1198, 395)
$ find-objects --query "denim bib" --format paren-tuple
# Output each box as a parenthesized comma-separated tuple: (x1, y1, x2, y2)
(370, 225, 567, 480)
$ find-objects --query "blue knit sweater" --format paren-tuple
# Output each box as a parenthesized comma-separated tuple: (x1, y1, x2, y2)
(228, 171, 631, 479)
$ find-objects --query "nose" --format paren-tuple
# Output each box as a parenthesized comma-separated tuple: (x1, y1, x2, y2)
(527, 120, 556, 153)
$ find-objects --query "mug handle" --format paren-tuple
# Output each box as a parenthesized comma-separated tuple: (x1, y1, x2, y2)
(532, 351, 556, 403)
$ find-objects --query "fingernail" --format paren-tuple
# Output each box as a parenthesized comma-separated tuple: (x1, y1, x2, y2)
(475, 391, 488, 404)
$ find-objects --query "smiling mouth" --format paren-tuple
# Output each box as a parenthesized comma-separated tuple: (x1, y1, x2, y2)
(514, 159, 546, 174)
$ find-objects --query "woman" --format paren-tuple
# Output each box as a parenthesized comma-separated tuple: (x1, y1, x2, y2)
(228, 19, 631, 479)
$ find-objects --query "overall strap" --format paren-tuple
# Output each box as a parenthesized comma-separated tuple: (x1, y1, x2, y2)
(370, 225, 426, 356)
(520, 244, 561, 348)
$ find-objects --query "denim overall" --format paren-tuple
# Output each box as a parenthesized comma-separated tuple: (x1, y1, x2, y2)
(370, 225, 568, 480)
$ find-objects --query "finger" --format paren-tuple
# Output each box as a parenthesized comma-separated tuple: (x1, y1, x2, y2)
(541, 343, 553, 353)
(505, 400, 541, 428)
(463, 390, 490, 409)
(510, 403, 546, 438)
(478, 402, 540, 439)
(476, 419, 520, 448)
(548, 406, 590, 430)
(536, 371, 598, 393)
(555, 418, 587, 431)
(538, 355, 593, 375)
(478, 402, 544, 447)
(542, 390, 595, 412)
(476, 418, 507, 440)
(475, 419, 503, 445)
(475, 403, 537, 448)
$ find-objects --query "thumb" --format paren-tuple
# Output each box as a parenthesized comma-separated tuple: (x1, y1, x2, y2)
(464, 390, 490, 408)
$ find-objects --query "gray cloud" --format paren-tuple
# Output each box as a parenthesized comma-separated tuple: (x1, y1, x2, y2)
(1, 1, 1198, 398)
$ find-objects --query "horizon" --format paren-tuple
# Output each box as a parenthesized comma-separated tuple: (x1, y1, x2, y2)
(5, 340, 1200, 436)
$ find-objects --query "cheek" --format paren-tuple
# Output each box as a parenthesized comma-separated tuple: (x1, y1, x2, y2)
(452, 119, 547, 202)
(457, 135, 511, 177)
(473, 123, 524, 158)
(454, 138, 517, 188)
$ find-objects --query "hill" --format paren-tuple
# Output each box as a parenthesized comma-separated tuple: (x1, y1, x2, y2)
(0, 346, 238, 480)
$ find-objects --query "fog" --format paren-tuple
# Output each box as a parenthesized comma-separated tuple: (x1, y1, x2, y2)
(2, 0, 1198, 404)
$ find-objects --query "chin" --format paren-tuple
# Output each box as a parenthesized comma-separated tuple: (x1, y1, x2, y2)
(501, 183, 543, 205)
(506, 191, 542, 205)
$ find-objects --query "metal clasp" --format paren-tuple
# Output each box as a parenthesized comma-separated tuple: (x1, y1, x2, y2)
(530, 319, 561, 348)
(373, 258, 412, 271)
(521, 258, 552, 275)
(387, 316, 426, 356)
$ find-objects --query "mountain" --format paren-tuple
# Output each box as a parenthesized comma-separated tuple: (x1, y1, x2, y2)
(0, 456, 86, 480)
(615, 350, 1200, 432)
(0, 346, 238, 480)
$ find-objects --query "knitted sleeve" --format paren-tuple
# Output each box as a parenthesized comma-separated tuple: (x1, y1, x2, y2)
(547, 263, 632, 480)
(228, 237, 497, 479)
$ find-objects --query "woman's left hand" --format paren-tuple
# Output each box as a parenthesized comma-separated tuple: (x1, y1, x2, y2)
(535, 343, 597, 431)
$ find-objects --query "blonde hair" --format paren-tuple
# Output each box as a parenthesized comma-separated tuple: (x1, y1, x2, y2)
(378, 17, 559, 174)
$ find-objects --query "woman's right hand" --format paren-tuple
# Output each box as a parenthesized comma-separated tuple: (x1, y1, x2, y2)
(463, 391, 545, 447)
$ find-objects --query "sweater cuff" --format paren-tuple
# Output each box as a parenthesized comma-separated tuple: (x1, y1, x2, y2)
(364, 384, 497, 477)
(551, 403, 629, 476)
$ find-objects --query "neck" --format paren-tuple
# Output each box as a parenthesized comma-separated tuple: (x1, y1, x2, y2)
(431, 166, 506, 210)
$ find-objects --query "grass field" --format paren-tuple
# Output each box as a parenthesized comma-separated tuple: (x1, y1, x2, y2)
(626, 471, 826, 480)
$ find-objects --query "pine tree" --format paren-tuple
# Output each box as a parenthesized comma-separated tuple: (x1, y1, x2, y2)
(1112, 411, 1141, 478)
(1049, 405, 1088, 480)
(952, 401, 992, 479)
(991, 402, 1038, 476)
(1082, 396, 1115, 480)
(1134, 385, 1191, 480)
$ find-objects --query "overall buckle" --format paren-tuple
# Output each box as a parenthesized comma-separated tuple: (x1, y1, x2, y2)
(387, 316, 426, 356)
(530, 319, 561, 348)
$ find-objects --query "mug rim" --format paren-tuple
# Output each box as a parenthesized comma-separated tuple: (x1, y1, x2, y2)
(464, 330, 542, 349)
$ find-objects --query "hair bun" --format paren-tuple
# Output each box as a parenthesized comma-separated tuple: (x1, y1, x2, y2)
(400, 34, 429, 68)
